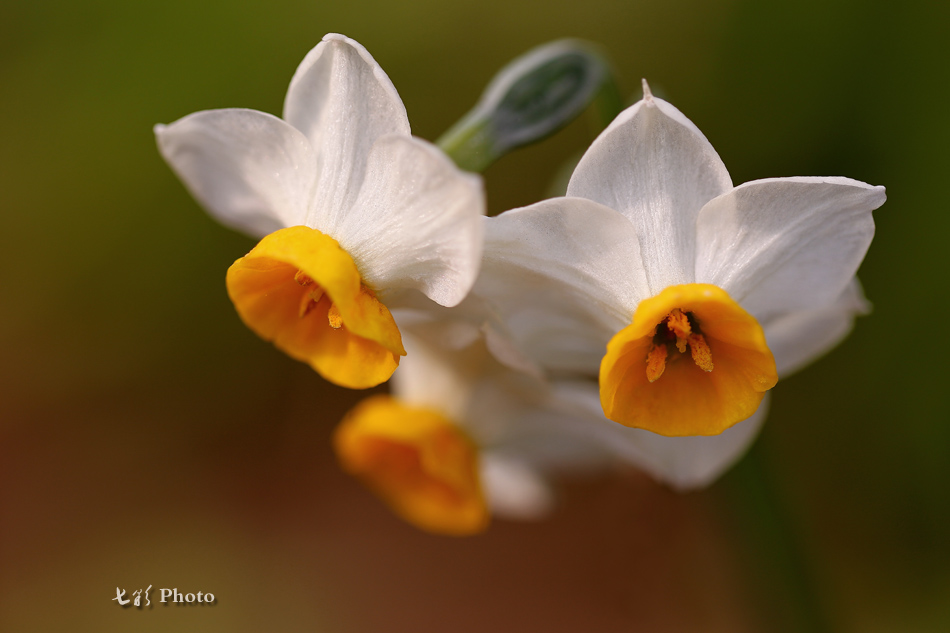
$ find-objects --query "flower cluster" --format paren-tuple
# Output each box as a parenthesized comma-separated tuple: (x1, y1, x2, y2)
(157, 34, 885, 535)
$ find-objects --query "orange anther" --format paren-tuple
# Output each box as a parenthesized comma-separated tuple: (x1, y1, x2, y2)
(328, 303, 344, 329)
(688, 333, 714, 372)
(645, 343, 668, 383)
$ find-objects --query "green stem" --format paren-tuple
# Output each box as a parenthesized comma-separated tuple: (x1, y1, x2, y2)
(436, 114, 496, 174)
(726, 441, 834, 633)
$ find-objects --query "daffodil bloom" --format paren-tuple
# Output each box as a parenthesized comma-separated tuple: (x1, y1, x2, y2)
(155, 34, 484, 388)
(477, 81, 885, 438)
(334, 307, 619, 535)
(335, 394, 488, 535)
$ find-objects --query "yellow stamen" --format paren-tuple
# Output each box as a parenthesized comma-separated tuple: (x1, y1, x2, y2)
(688, 333, 714, 372)
(327, 303, 344, 329)
(645, 343, 668, 383)
(334, 395, 489, 536)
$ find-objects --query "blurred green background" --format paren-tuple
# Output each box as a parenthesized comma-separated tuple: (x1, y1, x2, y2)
(2, 0, 948, 631)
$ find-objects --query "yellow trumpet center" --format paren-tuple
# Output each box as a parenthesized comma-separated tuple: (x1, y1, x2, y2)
(334, 395, 489, 536)
(226, 226, 406, 389)
(600, 284, 777, 436)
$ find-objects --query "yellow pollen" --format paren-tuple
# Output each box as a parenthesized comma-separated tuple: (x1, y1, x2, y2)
(645, 343, 668, 383)
(688, 333, 714, 372)
(327, 303, 344, 329)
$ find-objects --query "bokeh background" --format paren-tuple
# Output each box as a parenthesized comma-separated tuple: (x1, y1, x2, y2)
(2, 0, 948, 631)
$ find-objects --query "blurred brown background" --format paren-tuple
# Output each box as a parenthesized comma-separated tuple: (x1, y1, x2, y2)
(2, 0, 948, 631)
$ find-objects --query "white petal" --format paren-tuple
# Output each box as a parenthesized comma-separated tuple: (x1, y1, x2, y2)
(390, 288, 544, 378)
(334, 135, 484, 306)
(283, 34, 411, 229)
(155, 109, 315, 237)
(567, 95, 733, 293)
(391, 318, 543, 433)
(390, 329, 557, 521)
(619, 398, 769, 491)
(393, 325, 619, 519)
(392, 302, 484, 352)
(764, 278, 870, 378)
(482, 319, 545, 379)
(477, 198, 648, 374)
(478, 386, 616, 473)
(695, 177, 885, 319)
(553, 380, 769, 490)
(391, 293, 543, 377)
(395, 322, 608, 464)
(480, 454, 555, 521)
(389, 327, 481, 423)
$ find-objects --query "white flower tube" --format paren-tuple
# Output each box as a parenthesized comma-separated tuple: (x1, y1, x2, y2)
(156, 34, 484, 389)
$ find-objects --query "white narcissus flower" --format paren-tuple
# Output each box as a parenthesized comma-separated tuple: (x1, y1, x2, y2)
(473, 81, 884, 483)
(155, 34, 484, 389)
(538, 280, 870, 490)
(333, 304, 620, 535)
